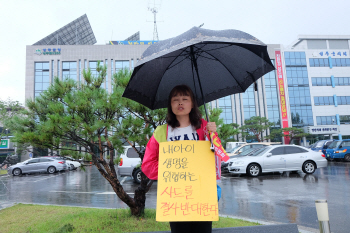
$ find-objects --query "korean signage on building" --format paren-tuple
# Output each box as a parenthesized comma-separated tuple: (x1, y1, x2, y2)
(109, 41, 158, 45)
(34, 48, 61, 55)
(312, 51, 348, 57)
(275, 51, 290, 144)
(305, 126, 339, 135)
(0, 139, 9, 149)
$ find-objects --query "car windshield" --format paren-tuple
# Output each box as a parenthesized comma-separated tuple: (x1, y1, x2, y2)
(250, 147, 270, 157)
(314, 140, 326, 148)
(236, 147, 260, 157)
(328, 141, 342, 149)
(226, 146, 241, 153)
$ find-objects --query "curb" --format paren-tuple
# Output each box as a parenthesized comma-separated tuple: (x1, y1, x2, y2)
(219, 214, 319, 233)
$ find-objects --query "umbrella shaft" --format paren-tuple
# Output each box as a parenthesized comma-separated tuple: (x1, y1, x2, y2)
(190, 46, 210, 122)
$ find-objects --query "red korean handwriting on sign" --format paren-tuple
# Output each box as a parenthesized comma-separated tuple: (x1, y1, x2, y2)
(157, 141, 219, 221)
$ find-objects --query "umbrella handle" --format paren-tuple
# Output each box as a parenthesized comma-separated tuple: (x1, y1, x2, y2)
(210, 143, 214, 152)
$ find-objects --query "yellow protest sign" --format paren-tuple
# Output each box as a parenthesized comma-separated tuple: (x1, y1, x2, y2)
(156, 140, 219, 222)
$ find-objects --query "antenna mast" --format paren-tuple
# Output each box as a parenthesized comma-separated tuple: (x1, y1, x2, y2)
(148, 2, 160, 41)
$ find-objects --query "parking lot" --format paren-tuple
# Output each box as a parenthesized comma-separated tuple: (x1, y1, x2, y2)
(0, 161, 349, 232)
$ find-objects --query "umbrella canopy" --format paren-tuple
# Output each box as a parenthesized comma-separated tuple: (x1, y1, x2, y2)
(123, 27, 275, 110)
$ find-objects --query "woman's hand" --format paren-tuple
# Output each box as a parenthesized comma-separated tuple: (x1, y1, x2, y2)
(207, 121, 217, 133)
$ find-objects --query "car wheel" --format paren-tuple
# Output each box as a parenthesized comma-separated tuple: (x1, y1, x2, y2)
(302, 161, 316, 174)
(69, 164, 75, 170)
(326, 157, 334, 162)
(133, 168, 142, 184)
(47, 166, 56, 174)
(344, 154, 350, 162)
(246, 164, 261, 177)
(13, 168, 22, 176)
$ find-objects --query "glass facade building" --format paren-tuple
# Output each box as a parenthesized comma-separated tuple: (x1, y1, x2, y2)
(264, 60, 281, 127)
(27, 18, 350, 153)
(285, 52, 313, 127)
(34, 62, 50, 98)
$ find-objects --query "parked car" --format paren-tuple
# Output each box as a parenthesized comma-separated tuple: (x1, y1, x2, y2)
(221, 147, 262, 172)
(117, 146, 142, 183)
(227, 145, 327, 177)
(8, 158, 67, 176)
(227, 142, 281, 157)
(311, 140, 334, 153)
(50, 157, 81, 170)
(225, 142, 246, 151)
(324, 139, 350, 162)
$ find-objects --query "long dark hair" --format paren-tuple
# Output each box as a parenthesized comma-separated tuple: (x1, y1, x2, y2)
(166, 85, 202, 129)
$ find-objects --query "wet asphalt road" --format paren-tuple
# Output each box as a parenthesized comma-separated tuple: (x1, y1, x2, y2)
(0, 162, 349, 233)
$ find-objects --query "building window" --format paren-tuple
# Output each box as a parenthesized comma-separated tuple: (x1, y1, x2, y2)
(105, 59, 108, 92)
(79, 60, 81, 83)
(115, 60, 130, 73)
(311, 77, 332, 86)
(285, 52, 313, 126)
(89, 61, 103, 78)
(284, 52, 307, 66)
(34, 62, 50, 98)
(218, 96, 233, 124)
(309, 58, 329, 67)
(62, 61, 77, 80)
(242, 85, 256, 120)
(51, 60, 54, 83)
(314, 96, 334, 106)
(334, 77, 350, 86)
(316, 116, 336, 125)
(331, 58, 350, 67)
(340, 115, 350, 124)
(57, 60, 60, 79)
(264, 60, 281, 127)
(337, 96, 350, 105)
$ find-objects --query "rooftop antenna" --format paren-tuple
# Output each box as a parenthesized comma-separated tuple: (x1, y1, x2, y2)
(148, 0, 162, 40)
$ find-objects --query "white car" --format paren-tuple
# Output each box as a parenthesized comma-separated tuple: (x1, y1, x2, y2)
(51, 157, 81, 170)
(227, 145, 328, 177)
(64, 158, 81, 170)
(117, 146, 142, 183)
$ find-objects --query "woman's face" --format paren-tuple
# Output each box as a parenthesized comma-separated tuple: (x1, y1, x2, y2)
(171, 93, 193, 117)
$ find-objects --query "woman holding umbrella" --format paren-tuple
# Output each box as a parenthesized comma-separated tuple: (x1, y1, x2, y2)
(142, 84, 222, 233)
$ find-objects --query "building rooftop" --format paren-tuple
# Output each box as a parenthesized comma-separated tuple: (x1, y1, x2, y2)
(33, 14, 96, 45)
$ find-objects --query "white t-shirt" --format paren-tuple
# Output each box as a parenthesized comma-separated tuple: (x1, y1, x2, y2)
(167, 124, 199, 141)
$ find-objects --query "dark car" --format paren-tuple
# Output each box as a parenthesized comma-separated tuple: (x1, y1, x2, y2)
(311, 140, 334, 154)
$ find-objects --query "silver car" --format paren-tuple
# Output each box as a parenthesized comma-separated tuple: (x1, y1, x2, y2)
(227, 145, 328, 177)
(8, 158, 67, 176)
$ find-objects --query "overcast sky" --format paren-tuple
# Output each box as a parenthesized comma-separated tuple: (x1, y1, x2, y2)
(1, 0, 350, 104)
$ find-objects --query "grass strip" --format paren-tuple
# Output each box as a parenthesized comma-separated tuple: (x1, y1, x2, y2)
(0, 170, 7, 175)
(0, 204, 259, 233)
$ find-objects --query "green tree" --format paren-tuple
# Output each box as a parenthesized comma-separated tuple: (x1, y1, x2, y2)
(240, 116, 274, 142)
(200, 106, 240, 147)
(0, 98, 23, 140)
(268, 127, 310, 144)
(8, 62, 166, 216)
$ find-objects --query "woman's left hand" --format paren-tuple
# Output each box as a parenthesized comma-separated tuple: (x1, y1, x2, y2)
(207, 121, 217, 133)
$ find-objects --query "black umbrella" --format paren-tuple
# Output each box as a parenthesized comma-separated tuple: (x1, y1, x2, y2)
(123, 26, 275, 120)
